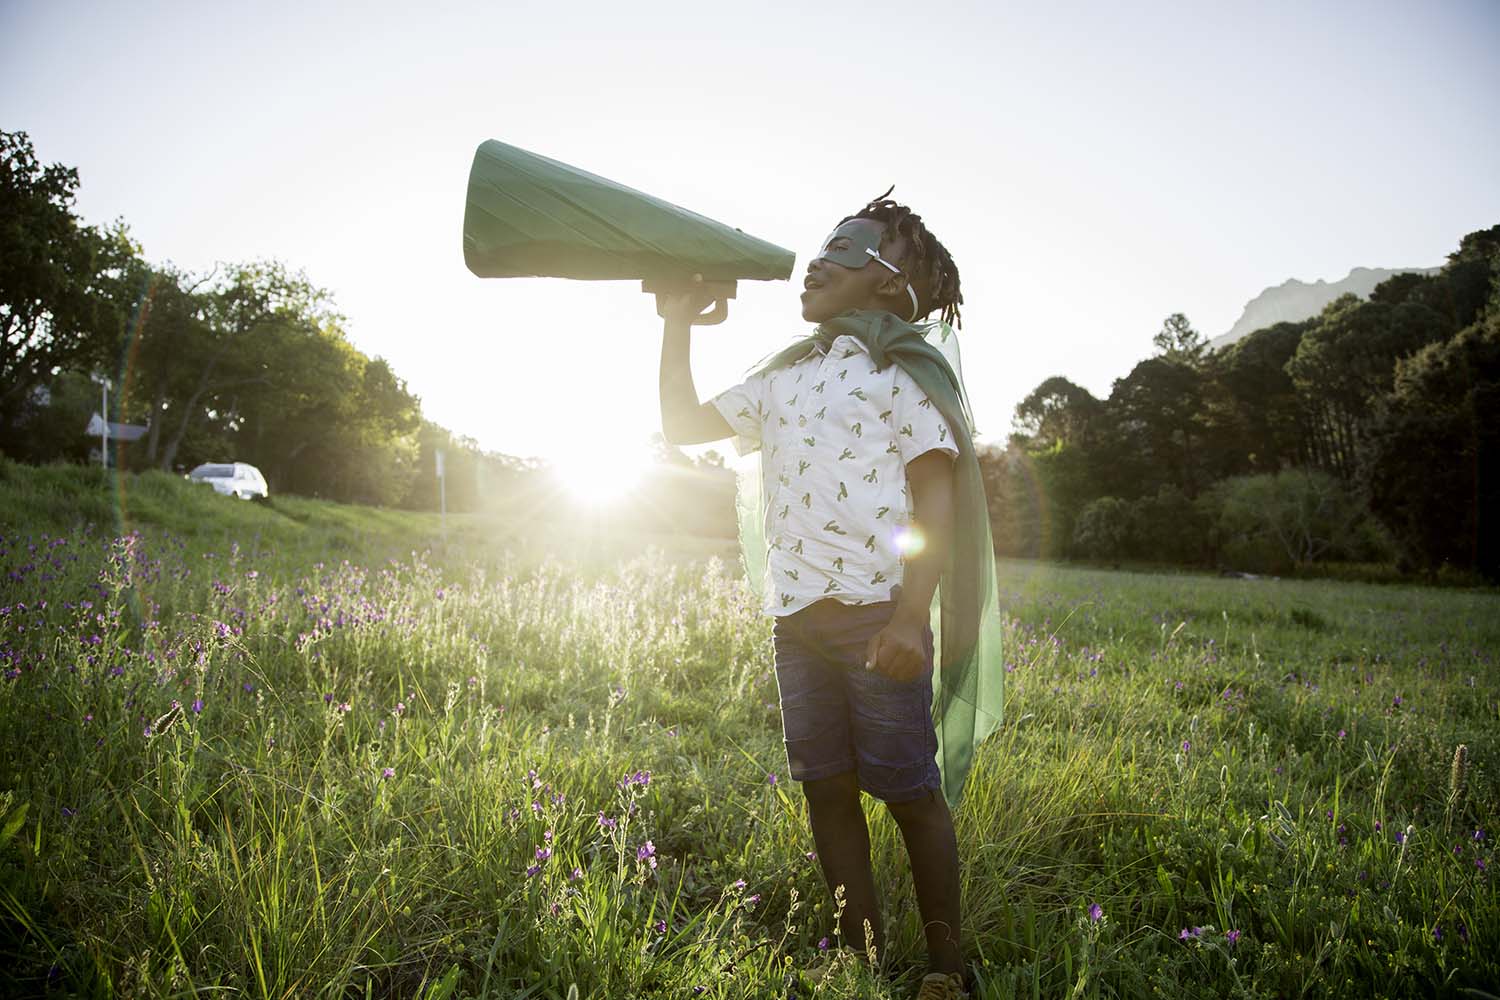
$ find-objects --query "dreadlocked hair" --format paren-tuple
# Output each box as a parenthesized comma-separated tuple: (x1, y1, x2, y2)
(843, 186, 964, 328)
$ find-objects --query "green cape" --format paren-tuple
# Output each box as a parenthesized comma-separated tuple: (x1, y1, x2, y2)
(739, 309, 1005, 807)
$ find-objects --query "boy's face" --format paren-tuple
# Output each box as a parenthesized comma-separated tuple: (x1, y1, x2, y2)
(800, 218, 911, 323)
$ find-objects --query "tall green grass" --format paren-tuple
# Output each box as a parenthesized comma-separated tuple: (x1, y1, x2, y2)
(1, 463, 1495, 997)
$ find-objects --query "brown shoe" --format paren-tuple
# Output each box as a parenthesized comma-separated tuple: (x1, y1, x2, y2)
(914, 972, 968, 999)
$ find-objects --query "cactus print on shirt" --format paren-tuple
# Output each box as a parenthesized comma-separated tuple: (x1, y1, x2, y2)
(711, 334, 957, 616)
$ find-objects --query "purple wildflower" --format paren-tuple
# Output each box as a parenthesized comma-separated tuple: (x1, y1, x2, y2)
(767, 772, 778, 786)
(1088, 903, 1103, 923)
(1226, 929, 1241, 945)
(382, 767, 395, 779)
(191, 698, 203, 714)
(526, 864, 541, 878)
(818, 937, 830, 951)
(535, 846, 552, 862)
(653, 919, 667, 934)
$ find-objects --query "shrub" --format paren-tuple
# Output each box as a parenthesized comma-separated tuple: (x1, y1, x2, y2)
(1072, 496, 1132, 560)
(1205, 470, 1371, 573)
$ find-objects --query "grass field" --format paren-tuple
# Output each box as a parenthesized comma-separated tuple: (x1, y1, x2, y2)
(1, 460, 1497, 998)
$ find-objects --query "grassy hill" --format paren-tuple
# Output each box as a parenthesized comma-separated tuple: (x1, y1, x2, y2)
(1, 458, 1496, 998)
(0, 458, 738, 572)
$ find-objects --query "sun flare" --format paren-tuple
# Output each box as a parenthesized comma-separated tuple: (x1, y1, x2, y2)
(548, 440, 652, 507)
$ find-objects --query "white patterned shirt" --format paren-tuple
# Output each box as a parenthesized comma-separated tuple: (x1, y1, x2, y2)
(712, 333, 957, 616)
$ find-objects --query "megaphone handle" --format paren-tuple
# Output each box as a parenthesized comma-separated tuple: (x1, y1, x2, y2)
(652, 293, 729, 325)
(697, 299, 728, 325)
(647, 277, 734, 325)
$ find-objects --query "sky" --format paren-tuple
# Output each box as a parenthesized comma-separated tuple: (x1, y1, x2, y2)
(3, 0, 1498, 467)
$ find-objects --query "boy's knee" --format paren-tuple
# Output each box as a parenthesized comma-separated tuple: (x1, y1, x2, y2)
(802, 770, 860, 808)
(884, 788, 941, 822)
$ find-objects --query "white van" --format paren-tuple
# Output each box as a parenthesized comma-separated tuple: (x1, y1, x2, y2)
(187, 462, 269, 500)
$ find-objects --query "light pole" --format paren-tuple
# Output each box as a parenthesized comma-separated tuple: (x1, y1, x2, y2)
(95, 374, 110, 469)
(435, 448, 447, 535)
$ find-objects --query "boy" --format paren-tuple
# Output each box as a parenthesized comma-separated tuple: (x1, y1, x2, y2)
(658, 191, 995, 1000)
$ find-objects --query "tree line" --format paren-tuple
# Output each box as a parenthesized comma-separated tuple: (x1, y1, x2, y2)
(6, 128, 1495, 574)
(4, 128, 436, 504)
(982, 226, 1499, 579)
(1, 128, 733, 522)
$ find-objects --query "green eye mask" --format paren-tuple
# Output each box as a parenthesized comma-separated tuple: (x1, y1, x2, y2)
(813, 226, 921, 321)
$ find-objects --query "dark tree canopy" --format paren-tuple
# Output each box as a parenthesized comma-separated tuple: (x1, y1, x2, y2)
(1000, 227, 1500, 577)
(0, 129, 138, 432)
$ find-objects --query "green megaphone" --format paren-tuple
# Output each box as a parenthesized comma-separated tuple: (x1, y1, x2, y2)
(463, 139, 795, 318)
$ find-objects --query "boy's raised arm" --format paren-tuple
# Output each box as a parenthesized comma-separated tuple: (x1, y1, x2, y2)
(658, 292, 735, 445)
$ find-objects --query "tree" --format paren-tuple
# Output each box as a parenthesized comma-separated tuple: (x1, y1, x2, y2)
(1206, 470, 1371, 573)
(979, 442, 1046, 558)
(152, 262, 325, 473)
(0, 130, 138, 437)
(1364, 312, 1500, 577)
(1286, 294, 1449, 479)
(114, 266, 212, 468)
(1012, 376, 1102, 451)
(225, 314, 421, 505)
(1072, 496, 1131, 561)
(1211, 320, 1309, 472)
(1129, 485, 1209, 565)
(1151, 312, 1209, 368)
(1107, 356, 1207, 497)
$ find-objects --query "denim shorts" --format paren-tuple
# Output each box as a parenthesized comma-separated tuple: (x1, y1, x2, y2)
(771, 598, 941, 803)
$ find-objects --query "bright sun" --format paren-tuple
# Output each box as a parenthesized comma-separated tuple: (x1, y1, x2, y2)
(548, 440, 652, 507)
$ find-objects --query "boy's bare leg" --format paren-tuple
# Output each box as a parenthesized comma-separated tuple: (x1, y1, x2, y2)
(803, 771, 884, 959)
(886, 790, 964, 977)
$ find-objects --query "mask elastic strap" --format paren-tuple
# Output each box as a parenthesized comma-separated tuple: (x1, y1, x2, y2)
(860, 246, 921, 321)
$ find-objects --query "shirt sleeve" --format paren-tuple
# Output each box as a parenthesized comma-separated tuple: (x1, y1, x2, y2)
(710, 371, 770, 457)
(891, 366, 959, 465)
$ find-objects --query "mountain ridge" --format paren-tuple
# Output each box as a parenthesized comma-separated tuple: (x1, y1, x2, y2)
(1213, 265, 1441, 349)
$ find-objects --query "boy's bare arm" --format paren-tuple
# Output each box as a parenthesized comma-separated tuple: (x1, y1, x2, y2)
(658, 293, 734, 445)
(865, 449, 955, 681)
